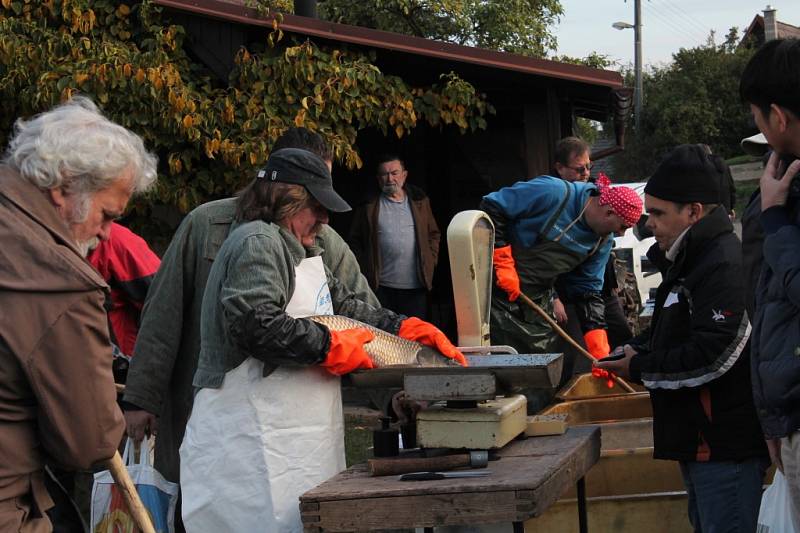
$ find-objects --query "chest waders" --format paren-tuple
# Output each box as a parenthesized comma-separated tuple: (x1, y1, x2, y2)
(490, 184, 606, 354)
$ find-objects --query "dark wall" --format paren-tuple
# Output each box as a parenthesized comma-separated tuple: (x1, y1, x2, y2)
(328, 105, 529, 336)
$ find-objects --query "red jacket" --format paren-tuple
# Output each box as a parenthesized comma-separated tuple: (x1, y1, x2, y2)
(88, 223, 161, 356)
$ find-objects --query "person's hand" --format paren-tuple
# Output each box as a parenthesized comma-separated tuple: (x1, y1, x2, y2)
(398, 317, 467, 366)
(391, 391, 428, 425)
(552, 298, 568, 325)
(594, 344, 637, 380)
(492, 245, 521, 302)
(766, 438, 783, 473)
(761, 151, 800, 210)
(321, 328, 375, 375)
(124, 410, 158, 443)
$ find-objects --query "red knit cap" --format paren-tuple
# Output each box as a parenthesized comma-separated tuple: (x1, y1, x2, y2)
(596, 173, 642, 228)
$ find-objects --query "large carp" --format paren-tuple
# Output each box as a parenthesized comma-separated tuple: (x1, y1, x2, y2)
(308, 315, 459, 368)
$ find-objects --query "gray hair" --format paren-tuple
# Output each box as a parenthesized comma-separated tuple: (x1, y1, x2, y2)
(2, 96, 157, 197)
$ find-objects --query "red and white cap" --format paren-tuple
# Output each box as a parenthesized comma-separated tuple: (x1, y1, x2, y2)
(596, 173, 642, 228)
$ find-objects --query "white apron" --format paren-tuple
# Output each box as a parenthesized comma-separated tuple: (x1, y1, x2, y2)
(180, 256, 345, 533)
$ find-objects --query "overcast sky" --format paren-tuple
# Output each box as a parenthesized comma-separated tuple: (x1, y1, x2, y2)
(554, 0, 800, 69)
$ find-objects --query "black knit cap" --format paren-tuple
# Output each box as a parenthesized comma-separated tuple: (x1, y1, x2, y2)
(257, 148, 351, 212)
(644, 144, 722, 204)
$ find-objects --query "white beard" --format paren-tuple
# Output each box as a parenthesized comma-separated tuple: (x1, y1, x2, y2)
(78, 237, 100, 257)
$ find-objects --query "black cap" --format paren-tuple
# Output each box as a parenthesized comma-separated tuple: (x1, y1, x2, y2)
(257, 148, 351, 212)
(645, 144, 722, 204)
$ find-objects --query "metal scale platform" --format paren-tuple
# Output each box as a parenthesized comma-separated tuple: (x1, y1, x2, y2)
(351, 210, 563, 450)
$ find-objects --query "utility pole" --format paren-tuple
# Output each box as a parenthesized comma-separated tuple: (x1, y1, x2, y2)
(634, 0, 642, 131)
(613, 0, 643, 131)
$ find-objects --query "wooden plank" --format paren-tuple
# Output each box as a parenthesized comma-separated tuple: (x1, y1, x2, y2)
(302, 427, 599, 502)
(299, 426, 600, 530)
(312, 491, 519, 531)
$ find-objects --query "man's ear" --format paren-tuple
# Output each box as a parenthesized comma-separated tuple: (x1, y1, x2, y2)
(688, 202, 704, 222)
(771, 104, 790, 133)
(48, 187, 67, 209)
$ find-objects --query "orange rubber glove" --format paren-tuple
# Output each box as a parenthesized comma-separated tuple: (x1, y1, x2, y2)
(584, 329, 611, 359)
(592, 367, 617, 389)
(492, 245, 521, 302)
(398, 317, 468, 366)
(321, 328, 376, 376)
(585, 328, 614, 387)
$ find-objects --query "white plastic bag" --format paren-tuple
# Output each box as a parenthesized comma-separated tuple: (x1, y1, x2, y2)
(90, 437, 178, 533)
(757, 470, 799, 533)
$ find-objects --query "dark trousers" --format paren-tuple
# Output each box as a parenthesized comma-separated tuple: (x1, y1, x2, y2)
(561, 295, 634, 384)
(679, 457, 768, 533)
(376, 286, 428, 320)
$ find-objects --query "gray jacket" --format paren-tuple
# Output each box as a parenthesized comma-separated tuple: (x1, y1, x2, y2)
(195, 220, 403, 388)
(123, 197, 377, 482)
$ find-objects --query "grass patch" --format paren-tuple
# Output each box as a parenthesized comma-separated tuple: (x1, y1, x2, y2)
(726, 154, 761, 166)
(734, 179, 759, 217)
(344, 407, 382, 466)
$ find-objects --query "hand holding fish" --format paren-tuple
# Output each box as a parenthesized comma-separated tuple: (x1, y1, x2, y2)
(398, 317, 468, 366)
(320, 327, 376, 375)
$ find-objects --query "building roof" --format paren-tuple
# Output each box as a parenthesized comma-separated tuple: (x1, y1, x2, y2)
(153, 0, 623, 89)
(742, 14, 800, 44)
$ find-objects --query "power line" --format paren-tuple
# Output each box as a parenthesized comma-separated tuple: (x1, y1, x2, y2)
(644, 3, 708, 45)
(646, 1, 708, 43)
(652, 0, 712, 40)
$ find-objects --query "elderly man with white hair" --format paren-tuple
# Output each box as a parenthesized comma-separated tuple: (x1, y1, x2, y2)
(0, 96, 157, 533)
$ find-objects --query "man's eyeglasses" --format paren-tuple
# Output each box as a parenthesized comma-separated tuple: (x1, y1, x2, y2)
(566, 163, 593, 174)
(378, 170, 404, 179)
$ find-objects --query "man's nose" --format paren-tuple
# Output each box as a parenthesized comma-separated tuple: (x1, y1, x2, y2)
(318, 210, 329, 225)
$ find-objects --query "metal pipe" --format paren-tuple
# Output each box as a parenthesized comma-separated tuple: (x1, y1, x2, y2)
(634, 0, 643, 132)
(578, 477, 588, 533)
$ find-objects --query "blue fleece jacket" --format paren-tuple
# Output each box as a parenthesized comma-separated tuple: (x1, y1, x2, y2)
(481, 175, 611, 298)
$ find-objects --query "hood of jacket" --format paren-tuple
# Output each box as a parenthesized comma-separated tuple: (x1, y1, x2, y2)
(0, 166, 106, 294)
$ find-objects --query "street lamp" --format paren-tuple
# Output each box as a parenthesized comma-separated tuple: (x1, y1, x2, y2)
(613, 2, 642, 131)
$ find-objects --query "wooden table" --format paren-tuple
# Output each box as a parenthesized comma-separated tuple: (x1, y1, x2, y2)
(300, 425, 600, 532)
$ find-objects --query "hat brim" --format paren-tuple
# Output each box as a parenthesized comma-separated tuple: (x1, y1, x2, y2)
(306, 183, 352, 213)
(740, 133, 769, 157)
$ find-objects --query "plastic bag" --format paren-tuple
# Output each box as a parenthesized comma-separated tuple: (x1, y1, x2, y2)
(757, 470, 799, 533)
(90, 437, 178, 533)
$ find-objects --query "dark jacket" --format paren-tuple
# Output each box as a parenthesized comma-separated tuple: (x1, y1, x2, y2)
(348, 184, 440, 291)
(0, 168, 125, 530)
(741, 190, 764, 320)
(750, 203, 800, 438)
(629, 207, 766, 462)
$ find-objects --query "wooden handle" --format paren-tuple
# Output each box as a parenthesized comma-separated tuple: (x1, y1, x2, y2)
(369, 454, 471, 476)
(105, 450, 157, 533)
(517, 293, 637, 393)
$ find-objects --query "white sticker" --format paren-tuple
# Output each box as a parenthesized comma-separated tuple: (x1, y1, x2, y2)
(663, 292, 680, 308)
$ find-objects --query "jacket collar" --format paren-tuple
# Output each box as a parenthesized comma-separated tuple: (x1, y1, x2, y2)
(0, 166, 84, 256)
(661, 206, 732, 279)
(277, 225, 322, 266)
(0, 166, 106, 290)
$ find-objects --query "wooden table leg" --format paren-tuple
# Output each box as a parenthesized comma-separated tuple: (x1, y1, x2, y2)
(577, 476, 588, 533)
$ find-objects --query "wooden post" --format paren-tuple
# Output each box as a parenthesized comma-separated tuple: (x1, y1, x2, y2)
(105, 451, 157, 533)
